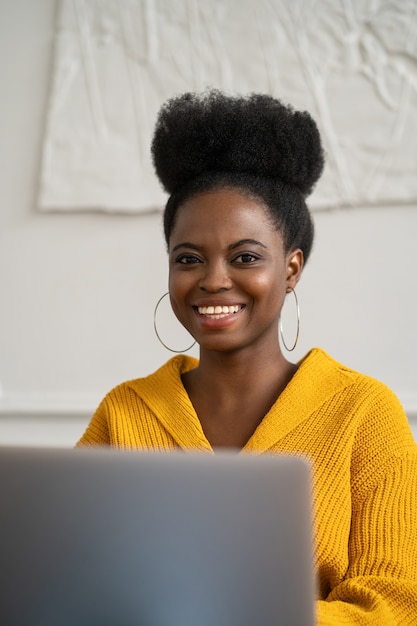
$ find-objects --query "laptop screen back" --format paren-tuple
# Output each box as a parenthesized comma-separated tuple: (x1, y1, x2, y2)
(0, 447, 315, 626)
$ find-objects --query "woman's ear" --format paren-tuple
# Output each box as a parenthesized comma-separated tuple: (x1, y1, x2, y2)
(286, 249, 304, 290)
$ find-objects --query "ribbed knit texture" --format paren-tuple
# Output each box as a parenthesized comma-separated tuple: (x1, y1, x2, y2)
(77, 348, 417, 624)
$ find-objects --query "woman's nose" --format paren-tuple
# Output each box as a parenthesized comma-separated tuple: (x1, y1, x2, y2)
(199, 261, 232, 292)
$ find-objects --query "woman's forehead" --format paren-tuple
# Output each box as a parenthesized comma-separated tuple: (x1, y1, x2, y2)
(170, 189, 283, 250)
(174, 188, 276, 229)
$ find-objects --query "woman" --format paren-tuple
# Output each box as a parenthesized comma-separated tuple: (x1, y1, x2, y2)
(78, 91, 417, 624)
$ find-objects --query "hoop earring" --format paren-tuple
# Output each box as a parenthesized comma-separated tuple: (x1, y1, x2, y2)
(279, 287, 300, 352)
(153, 292, 196, 353)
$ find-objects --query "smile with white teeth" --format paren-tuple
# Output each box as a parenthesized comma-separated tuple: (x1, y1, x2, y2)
(197, 305, 242, 319)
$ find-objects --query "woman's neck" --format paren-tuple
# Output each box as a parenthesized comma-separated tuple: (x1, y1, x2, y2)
(181, 345, 298, 449)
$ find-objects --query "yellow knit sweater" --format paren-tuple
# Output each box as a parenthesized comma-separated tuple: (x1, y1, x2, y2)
(78, 347, 417, 624)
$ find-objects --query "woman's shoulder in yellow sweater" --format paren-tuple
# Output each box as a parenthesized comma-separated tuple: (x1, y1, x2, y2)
(302, 347, 402, 395)
(101, 355, 199, 401)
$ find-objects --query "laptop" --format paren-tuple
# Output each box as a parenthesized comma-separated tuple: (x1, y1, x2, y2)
(0, 447, 315, 625)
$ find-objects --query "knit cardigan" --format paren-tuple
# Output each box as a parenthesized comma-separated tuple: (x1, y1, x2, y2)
(77, 347, 417, 625)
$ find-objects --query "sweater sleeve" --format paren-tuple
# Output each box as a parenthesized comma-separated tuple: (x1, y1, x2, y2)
(317, 454, 417, 624)
(317, 379, 417, 625)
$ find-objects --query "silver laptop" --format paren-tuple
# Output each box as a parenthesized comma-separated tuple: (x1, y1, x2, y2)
(0, 447, 315, 625)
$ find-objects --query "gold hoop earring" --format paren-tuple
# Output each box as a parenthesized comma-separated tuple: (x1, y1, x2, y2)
(153, 292, 196, 353)
(279, 288, 300, 352)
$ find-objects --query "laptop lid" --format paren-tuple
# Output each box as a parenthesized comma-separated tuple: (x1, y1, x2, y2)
(0, 447, 315, 626)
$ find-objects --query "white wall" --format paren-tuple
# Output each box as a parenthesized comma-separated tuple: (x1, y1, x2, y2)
(0, 0, 416, 447)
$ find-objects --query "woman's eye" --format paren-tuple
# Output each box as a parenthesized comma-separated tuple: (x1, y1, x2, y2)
(176, 255, 202, 264)
(235, 253, 258, 264)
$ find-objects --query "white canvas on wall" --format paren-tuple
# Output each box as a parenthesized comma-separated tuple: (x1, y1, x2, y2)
(38, 0, 417, 213)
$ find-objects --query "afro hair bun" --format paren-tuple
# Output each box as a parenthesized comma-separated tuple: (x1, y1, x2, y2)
(151, 90, 324, 197)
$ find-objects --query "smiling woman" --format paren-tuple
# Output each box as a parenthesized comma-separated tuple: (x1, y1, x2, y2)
(77, 90, 417, 624)
(168, 189, 301, 366)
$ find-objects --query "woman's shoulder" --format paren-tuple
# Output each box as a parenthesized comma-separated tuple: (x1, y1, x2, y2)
(297, 347, 412, 436)
(301, 348, 416, 492)
(102, 354, 199, 401)
(299, 347, 400, 396)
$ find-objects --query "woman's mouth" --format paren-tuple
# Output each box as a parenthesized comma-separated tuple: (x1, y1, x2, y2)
(195, 305, 243, 319)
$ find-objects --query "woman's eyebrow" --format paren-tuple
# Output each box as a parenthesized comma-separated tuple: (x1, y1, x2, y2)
(171, 242, 202, 253)
(228, 239, 267, 250)
(171, 239, 268, 253)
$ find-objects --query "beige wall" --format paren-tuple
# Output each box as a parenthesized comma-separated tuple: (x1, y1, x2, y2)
(0, 0, 416, 446)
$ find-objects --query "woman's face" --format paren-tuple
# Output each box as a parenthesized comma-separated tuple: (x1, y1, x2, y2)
(168, 188, 302, 354)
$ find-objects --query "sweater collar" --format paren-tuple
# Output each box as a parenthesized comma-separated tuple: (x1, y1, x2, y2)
(127, 355, 213, 452)
(128, 348, 348, 453)
(243, 348, 350, 453)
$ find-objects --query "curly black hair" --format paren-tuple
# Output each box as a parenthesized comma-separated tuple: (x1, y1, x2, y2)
(151, 90, 325, 263)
